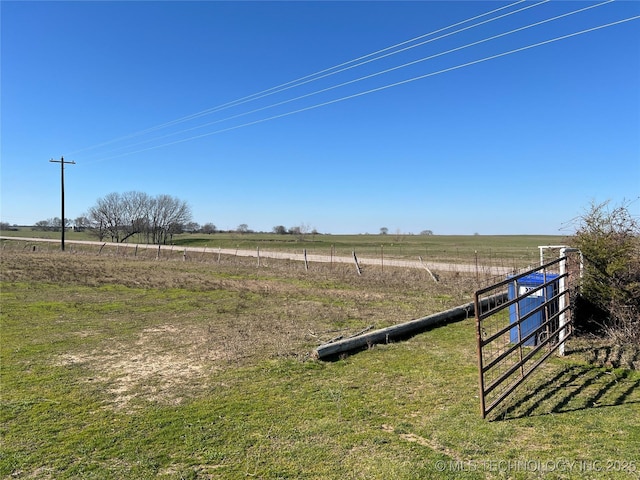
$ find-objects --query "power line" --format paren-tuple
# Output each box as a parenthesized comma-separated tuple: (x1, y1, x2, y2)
(68, 0, 532, 157)
(86, 0, 610, 160)
(83, 1, 626, 163)
(78, 2, 570, 162)
(85, 14, 639, 163)
(81, 0, 555, 160)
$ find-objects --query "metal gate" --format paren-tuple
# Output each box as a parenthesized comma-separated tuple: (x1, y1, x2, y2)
(474, 248, 580, 419)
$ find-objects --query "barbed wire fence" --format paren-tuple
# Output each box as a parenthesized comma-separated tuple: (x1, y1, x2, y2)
(1, 237, 542, 286)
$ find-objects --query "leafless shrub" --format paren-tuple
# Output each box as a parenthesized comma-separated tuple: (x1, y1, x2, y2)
(569, 199, 640, 347)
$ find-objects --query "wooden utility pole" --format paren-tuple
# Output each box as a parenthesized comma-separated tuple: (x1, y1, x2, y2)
(49, 156, 75, 251)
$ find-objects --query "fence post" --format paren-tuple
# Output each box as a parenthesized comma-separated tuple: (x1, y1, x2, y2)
(557, 247, 579, 356)
(330, 245, 334, 271)
(558, 259, 568, 356)
(475, 250, 479, 281)
(304, 249, 309, 271)
(352, 251, 362, 275)
(418, 256, 438, 282)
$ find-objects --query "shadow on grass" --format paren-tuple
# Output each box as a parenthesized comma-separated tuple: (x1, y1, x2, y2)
(571, 344, 640, 370)
(497, 363, 640, 421)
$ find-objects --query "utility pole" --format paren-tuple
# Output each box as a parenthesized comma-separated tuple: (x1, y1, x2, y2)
(49, 156, 75, 251)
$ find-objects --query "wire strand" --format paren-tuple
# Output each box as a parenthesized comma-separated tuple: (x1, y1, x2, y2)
(82, 0, 614, 162)
(67, 0, 531, 157)
(84, 15, 639, 164)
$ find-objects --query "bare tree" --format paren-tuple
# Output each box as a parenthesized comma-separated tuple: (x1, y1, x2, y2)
(88, 192, 124, 242)
(288, 223, 311, 240)
(120, 191, 150, 242)
(147, 194, 191, 244)
(33, 220, 52, 231)
(73, 216, 91, 231)
(51, 217, 67, 232)
(201, 223, 217, 234)
(87, 191, 192, 244)
(184, 222, 201, 233)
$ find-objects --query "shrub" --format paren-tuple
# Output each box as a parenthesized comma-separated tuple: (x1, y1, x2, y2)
(570, 200, 640, 345)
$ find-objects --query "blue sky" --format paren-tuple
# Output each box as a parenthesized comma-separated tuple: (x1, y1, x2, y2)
(2, 1, 639, 235)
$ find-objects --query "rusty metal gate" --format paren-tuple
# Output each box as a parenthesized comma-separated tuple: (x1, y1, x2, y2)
(474, 249, 580, 419)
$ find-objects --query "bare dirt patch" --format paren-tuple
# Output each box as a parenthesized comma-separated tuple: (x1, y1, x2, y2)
(57, 323, 218, 410)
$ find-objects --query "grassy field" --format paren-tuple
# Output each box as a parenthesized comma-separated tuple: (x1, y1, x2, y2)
(1, 228, 569, 271)
(1, 248, 639, 479)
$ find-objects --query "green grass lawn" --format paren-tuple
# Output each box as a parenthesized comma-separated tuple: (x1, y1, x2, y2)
(1, 251, 638, 479)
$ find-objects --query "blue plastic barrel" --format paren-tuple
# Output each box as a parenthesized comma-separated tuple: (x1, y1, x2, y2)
(508, 273, 559, 346)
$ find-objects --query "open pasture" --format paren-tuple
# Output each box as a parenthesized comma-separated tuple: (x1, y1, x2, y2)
(1, 229, 569, 272)
(1, 247, 638, 479)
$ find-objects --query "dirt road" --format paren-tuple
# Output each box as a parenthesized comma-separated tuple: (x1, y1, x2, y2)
(1, 236, 514, 275)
